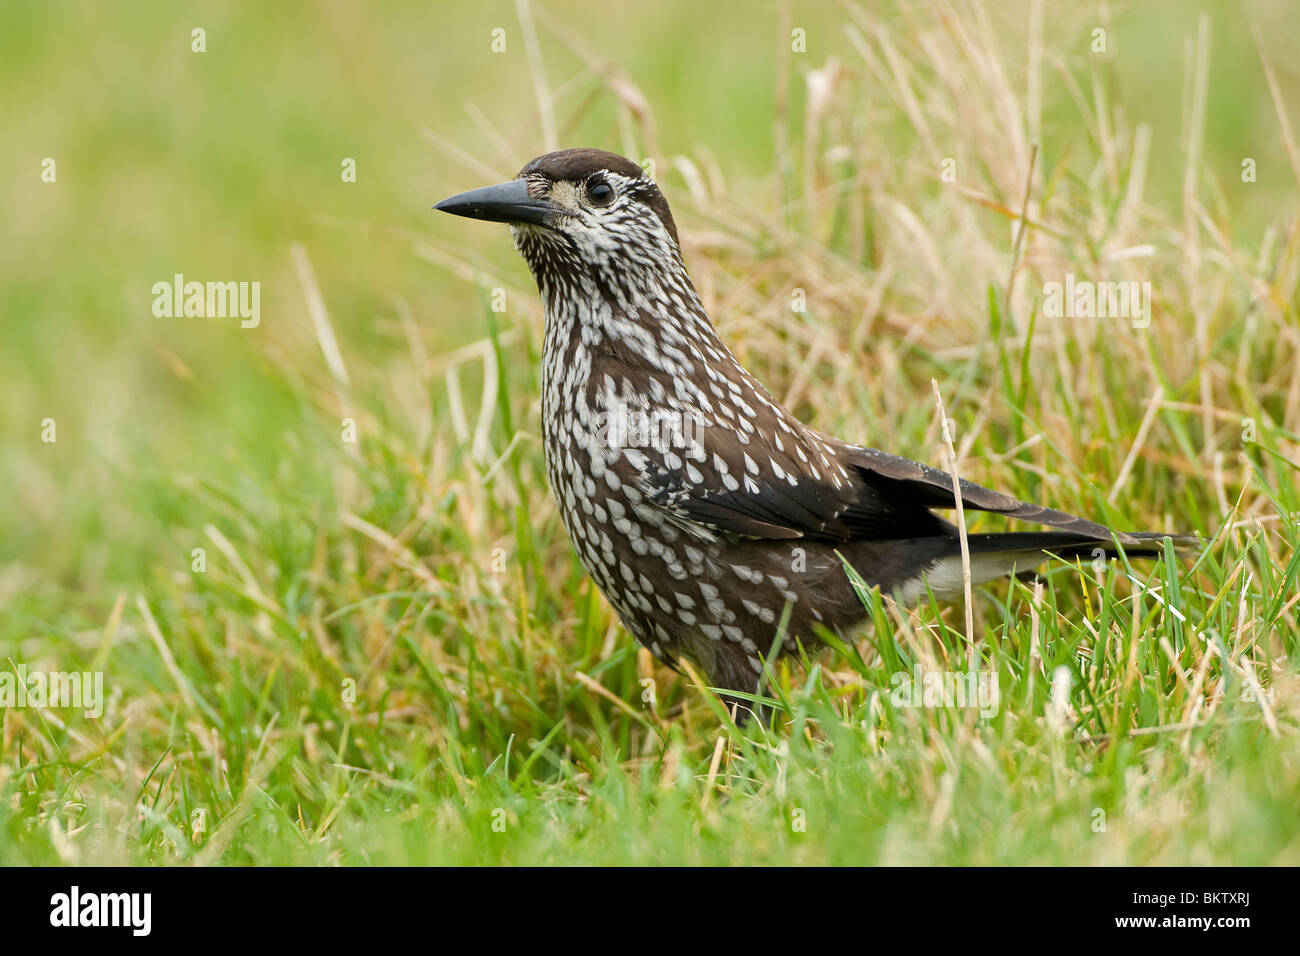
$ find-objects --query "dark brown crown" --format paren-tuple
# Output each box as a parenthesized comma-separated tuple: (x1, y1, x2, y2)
(518, 148, 679, 247)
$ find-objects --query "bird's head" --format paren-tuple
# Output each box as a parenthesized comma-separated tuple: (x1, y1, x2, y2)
(435, 148, 682, 291)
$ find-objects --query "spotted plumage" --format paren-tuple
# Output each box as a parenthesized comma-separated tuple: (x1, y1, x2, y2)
(436, 148, 1193, 711)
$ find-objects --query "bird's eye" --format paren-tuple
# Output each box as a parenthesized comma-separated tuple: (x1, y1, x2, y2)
(587, 179, 615, 205)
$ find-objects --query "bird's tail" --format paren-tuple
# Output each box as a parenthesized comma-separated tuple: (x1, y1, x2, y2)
(963, 530, 1196, 560)
(907, 530, 1197, 600)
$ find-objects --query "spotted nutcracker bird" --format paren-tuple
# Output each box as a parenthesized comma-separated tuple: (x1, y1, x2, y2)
(436, 148, 1192, 709)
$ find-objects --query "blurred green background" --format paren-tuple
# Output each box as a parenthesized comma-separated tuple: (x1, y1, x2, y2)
(2, 0, 1296, 622)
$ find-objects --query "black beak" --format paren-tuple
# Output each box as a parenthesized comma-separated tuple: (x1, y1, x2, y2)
(433, 179, 557, 228)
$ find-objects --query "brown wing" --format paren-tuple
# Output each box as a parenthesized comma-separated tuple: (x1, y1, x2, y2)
(644, 427, 1152, 546)
(610, 322, 1146, 546)
(638, 409, 955, 543)
(842, 445, 1147, 542)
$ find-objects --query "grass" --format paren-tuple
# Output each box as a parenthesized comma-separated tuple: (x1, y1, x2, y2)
(1, 0, 1298, 865)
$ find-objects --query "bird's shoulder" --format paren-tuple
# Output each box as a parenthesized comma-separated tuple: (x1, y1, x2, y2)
(626, 391, 952, 543)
